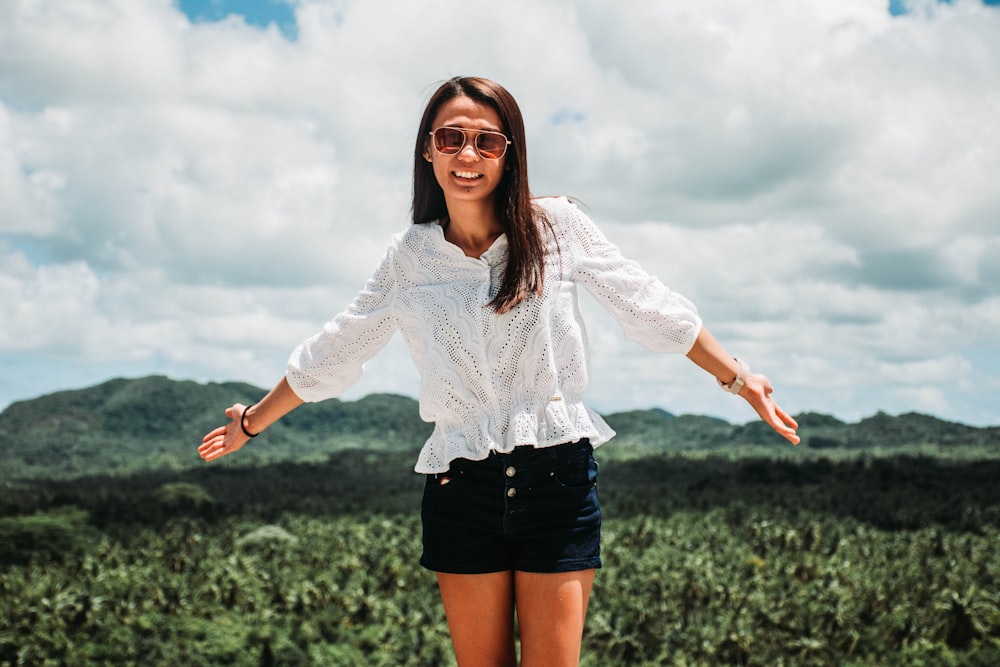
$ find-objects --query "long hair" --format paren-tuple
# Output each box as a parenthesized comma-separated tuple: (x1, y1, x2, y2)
(412, 76, 548, 314)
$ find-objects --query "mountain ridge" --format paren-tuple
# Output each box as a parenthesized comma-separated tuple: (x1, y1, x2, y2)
(0, 375, 996, 480)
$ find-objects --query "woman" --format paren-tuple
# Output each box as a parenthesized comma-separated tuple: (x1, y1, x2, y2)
(199, 76, 800, 666)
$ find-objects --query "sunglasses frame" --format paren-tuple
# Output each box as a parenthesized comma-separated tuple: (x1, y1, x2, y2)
(429, 126, 512, 160)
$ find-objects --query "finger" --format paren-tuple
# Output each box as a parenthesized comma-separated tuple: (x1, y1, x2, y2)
(199, 429, 232, 451)
(756, 397, 797, 439)
(775, 405, 799, 430)
(199, 429, 226, 448)
(198, 439, 221, 458)
(766, 413, 794, 437)
(198, 438, 220, 455)
(225, 403, 246, 421)
(771, 406, 800, 445)
(202, 426, 228, 444)
(207, 446, 230, 461)
(202, 439, 230, 461)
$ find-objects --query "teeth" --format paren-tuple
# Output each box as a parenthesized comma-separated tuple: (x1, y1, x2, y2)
(453, 171, 482, 179)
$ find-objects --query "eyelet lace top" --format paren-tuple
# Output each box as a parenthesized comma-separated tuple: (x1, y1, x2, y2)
(286, 196, 702, 473)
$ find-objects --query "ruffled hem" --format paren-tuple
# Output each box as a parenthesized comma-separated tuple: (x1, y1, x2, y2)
(413, 400, 617, 474)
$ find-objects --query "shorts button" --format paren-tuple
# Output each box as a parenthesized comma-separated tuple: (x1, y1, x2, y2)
(505, 466, 517, 478)
(507, 487, 517, 498)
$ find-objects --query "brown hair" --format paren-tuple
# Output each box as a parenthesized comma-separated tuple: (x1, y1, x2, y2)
(412, 76, 549, 314)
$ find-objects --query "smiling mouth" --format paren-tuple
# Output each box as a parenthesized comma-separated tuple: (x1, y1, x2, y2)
(453, 170, 483, 180)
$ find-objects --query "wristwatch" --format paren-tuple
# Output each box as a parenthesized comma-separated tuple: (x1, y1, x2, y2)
(718, 358, 749, 395)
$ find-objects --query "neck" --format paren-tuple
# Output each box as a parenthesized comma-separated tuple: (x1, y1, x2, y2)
(443, 201, 504, 258)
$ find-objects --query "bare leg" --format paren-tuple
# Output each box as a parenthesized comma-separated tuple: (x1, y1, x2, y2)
(515, 569, 595, 667)
(436, 571, 517, 667)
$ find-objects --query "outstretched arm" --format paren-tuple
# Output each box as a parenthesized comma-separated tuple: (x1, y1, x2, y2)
(686, 327, 800, 445)
(198, 376, 305, 462)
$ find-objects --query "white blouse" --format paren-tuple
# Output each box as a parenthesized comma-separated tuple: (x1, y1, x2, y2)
(286, 196, 703, 473)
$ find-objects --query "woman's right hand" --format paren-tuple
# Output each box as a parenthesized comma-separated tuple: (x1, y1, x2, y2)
(198, 403, 252, 462)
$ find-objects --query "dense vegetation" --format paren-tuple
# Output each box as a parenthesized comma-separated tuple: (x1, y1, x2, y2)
(1, 377, 998, 665)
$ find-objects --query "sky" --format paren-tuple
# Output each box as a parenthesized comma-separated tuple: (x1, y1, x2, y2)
(1, 0, 999, 428)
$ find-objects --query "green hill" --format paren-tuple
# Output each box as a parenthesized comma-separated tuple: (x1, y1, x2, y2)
(0, 376, 433, 479)
(0, 376, 996, 480)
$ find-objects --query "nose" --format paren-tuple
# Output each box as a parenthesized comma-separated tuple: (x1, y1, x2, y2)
(457, 139, 480, 161)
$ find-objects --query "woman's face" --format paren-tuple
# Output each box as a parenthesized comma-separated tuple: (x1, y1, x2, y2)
(425, 95, 507, 211)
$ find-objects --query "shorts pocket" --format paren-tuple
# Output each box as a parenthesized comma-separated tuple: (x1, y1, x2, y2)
(423, 467, 468, 496)
(551, 448, 598, 489)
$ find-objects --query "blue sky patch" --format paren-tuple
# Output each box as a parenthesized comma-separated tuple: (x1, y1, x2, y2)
(551, 109, 587, 126)
(176, 0, 298, 40)
(890, 0, 998, 16)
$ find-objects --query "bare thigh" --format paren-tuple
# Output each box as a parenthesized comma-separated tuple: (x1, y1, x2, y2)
(515, 569, 596, 667)
(436, 571, 517, 667)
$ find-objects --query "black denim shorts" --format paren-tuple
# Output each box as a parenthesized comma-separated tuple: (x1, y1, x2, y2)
(419, 439, 602, 574)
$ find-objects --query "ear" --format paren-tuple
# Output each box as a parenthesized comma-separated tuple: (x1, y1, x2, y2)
(423, 153, 432, 162)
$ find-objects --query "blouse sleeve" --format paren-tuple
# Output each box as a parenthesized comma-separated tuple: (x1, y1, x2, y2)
(286, 241, 400, 402)
(563, 200, 703, 354)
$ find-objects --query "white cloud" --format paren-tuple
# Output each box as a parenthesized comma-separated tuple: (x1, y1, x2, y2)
(0, 0, 998, 427)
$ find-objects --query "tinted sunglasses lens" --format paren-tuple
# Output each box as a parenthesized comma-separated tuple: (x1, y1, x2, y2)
(433, 128, 465, 154)
(476, 132, 508, 159)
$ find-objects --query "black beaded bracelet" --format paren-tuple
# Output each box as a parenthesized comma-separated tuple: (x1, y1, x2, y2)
(240, 404, 260, 438)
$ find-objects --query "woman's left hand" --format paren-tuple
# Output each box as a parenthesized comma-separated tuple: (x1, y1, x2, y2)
(738, 373, 800, 445)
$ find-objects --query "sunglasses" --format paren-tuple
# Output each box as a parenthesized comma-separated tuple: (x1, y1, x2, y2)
(429, 126, 511, 160)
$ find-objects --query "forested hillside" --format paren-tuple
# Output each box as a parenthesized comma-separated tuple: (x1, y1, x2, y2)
(0, 377, 433, 479)
(1, 376, 996, 480)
